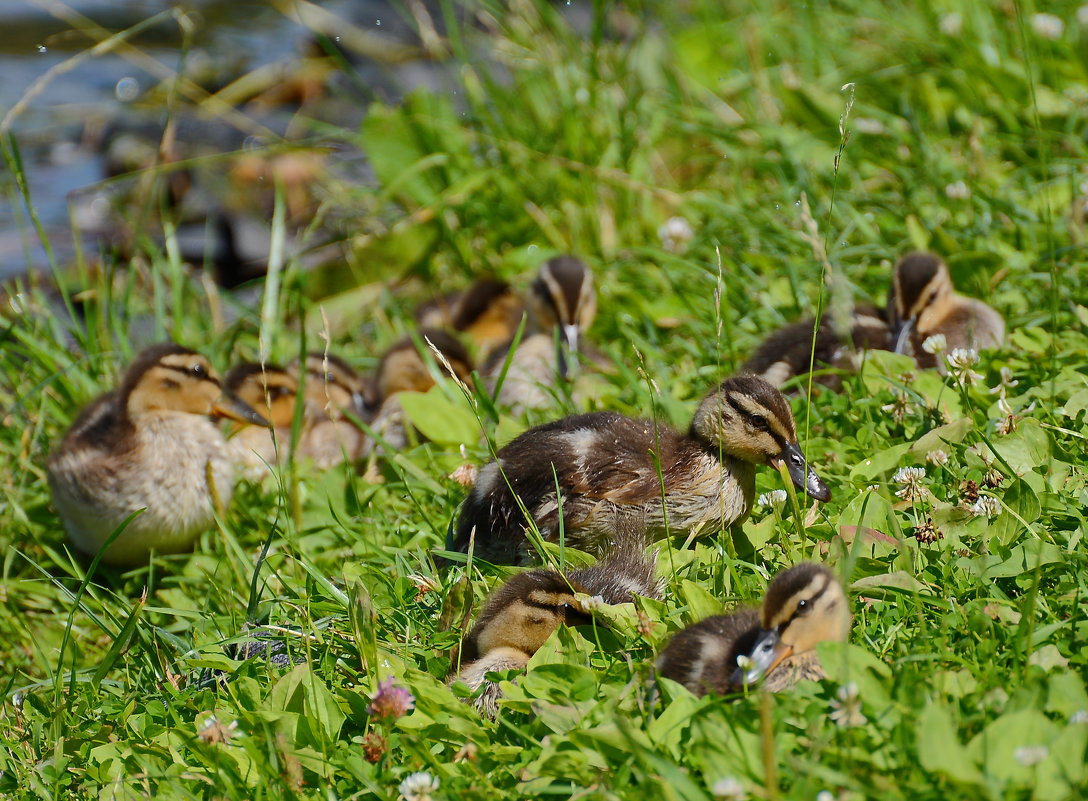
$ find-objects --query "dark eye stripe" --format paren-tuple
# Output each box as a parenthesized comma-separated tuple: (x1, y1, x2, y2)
(726, 396, 772, 431)
(161, 363, 220, 387)
(780, 580, 831, 631)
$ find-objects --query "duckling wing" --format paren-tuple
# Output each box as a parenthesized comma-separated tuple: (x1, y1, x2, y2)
(546, 412, 689, 504)
(448, 412, 677, 560)
(59, 390, 130, 452)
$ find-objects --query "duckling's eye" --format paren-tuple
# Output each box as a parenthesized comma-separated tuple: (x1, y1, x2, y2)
(189, 363, 208, 379)
(559, 603, 576, 613)
(796, 599, 809, 613)
(751, 416, 770, 432)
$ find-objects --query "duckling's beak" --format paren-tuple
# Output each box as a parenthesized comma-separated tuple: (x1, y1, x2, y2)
(732, 628, 793, 686)
(556, 324, 581, 380)
(211, 394, 271, 427)
(351, 389, 371, 421)
(891, 318, 914, 354)
(770, 442, 831, 502)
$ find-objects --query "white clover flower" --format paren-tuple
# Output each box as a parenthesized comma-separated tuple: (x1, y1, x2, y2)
(1031, 13, 1064, 40)
(997, 397, 1014, 417)
(829, 682, 867, 728)
(969, 496, 1002, 519)
(921, 334, 947, 355)
(711, 777, 746, 799)
(1079, 6, 1088, 27)
(658, 216, 695, 254)
(816, 793, 836, 801)
(965, 442, 995, 467)
(989, 366, 1019, 398)
(1014, 745, 1049, 767)
(758, 489, 789, 507)
(945, 181, 970, 200)
(893, 466, 927, 500)
(882, 390, 915, 423)
(938, 12, 963, 36)
(399, 771, 440, 801)
(1070, 709, 1088, 724)
(947, 348, 983, 386)
(925, 449, 950, 467)
(582, 595, 606, 613)
(946, 348, 979, 369)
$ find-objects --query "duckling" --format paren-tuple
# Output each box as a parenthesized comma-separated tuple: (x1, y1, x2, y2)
(743, 303, 891, 390)
(47, 343, 268, 566)
(291, 351, 371, 468)
(363, 328, 475, 453)
(451, 544, 660, 717)
(448, 374, 831, 565)
(487, 255, 598, 413)
(657, 562, 850, 695)
(888, 251, 1005, 371)
(222, 363, 300, 475)
(417, 278, 525, 356)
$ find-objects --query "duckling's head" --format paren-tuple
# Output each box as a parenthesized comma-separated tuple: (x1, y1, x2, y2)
(295, 351, 371, 419)
(530, 256, 597, 375)
(734, 562, 850, 686)
(465, 570, 591, 662)
(691, 375, 831, 501)
(122, 343, 268, 425)
(375, 329, 474, 399)
(889, 252, 953, 351)
(224, 363, 298, 428)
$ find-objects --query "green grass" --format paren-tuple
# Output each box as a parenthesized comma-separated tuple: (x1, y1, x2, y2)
(2, 0, 1088, 798)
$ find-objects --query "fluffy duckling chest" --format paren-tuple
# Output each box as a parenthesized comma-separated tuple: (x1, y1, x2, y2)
(52, 413, 234, 528)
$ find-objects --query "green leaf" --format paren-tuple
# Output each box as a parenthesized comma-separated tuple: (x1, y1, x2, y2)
(988, 479, 1042, 547)
(304, 672, 346, 740)
(966, 708, 1060, 793)
(850, 442, 912, 480)
(909, 418, 973, 455)
(678, 579, 724, 623)
(397, 389, 480, 447)
(916, 700, 984, 785)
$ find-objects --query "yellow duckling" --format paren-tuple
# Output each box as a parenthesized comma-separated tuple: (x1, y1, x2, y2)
(486, 255, 597, 413)
(657, 562, 850, 695)
(744, 302, 891, 390)
(447, 374, 830, 564)
(889, 251, 1005, 370)
(47, 343, 267, 566)
(416, 278, 525, 357)
(451, 545, 661, 717)
(222, 362, 300, 476)
(364, 328, 475, 454)
(290, 351, 371, 468)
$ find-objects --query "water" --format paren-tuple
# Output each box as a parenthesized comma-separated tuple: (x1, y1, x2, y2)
(0, 0, 416, 280)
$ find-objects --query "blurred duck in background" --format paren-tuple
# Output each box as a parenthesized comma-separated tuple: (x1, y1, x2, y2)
(48, 343, 267, 565)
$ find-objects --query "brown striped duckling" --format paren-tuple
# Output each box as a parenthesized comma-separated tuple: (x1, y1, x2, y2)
(657, 562, 850, 695)
(451, 545, 661, 717)
(417, 278, 525, 357)
(222, 363, 300, 475)
(290, 351, 371, 468)
(487, 255, 597, 413)
(363, 328, 475, 454)
(47, 343, 268, 566)
(889, 251, 1005, 371)
(448, 374, 830, 564)
(744, 302, 891, 390)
